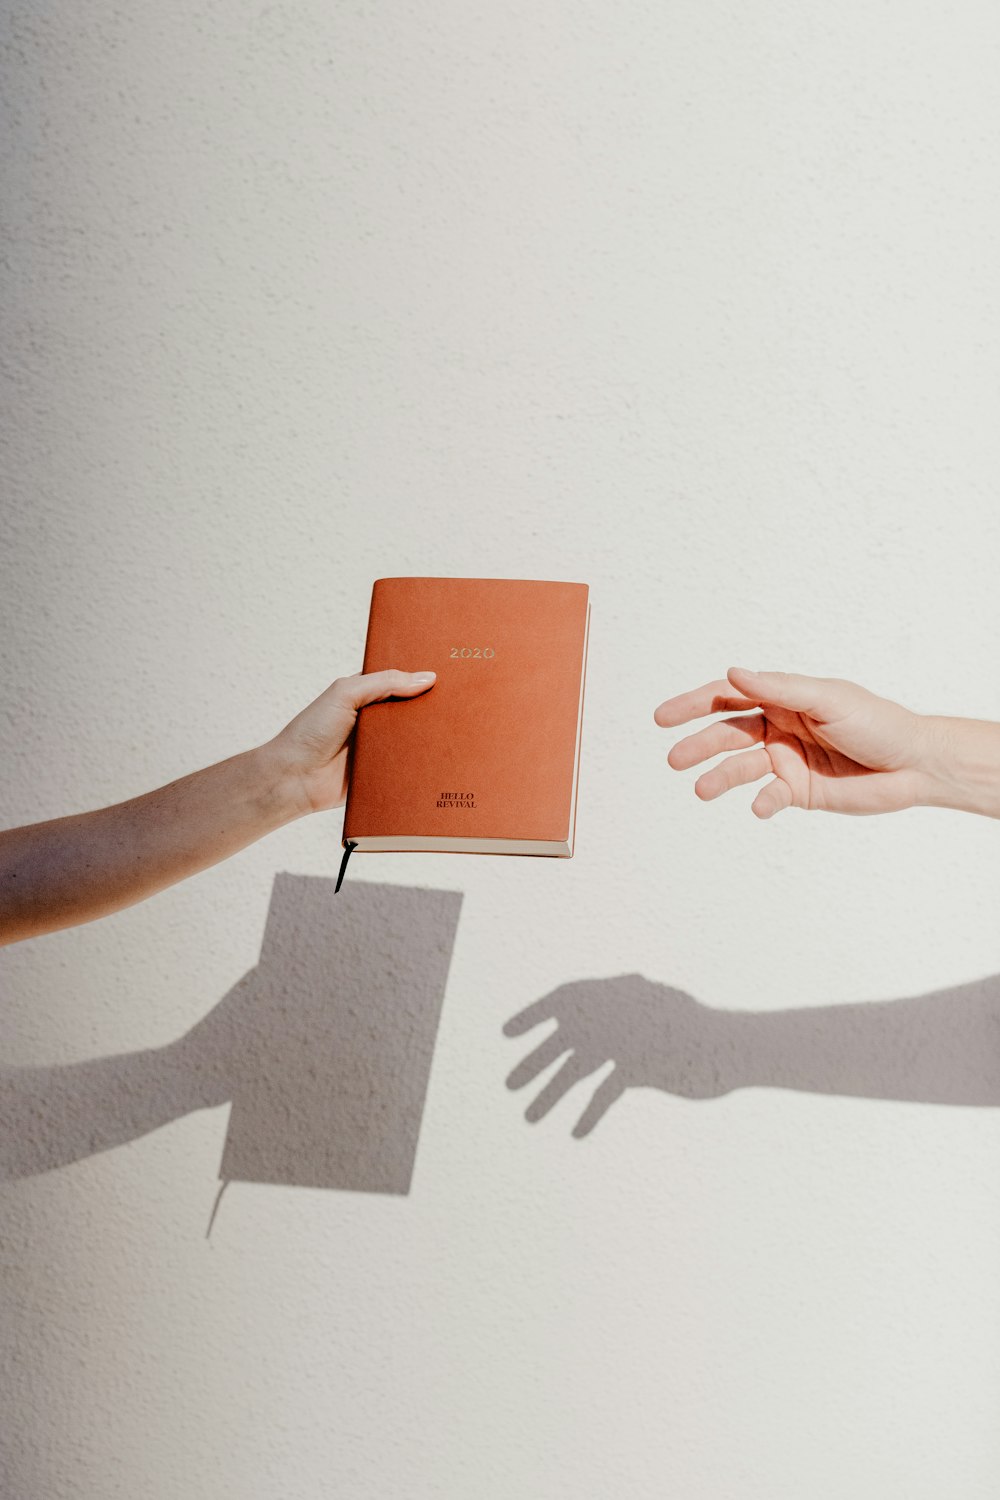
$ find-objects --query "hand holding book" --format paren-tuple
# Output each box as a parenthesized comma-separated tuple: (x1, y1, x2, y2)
(0, 666, 436, 944)
(342, 578, 591, 860)
(269, 666, 437, 815)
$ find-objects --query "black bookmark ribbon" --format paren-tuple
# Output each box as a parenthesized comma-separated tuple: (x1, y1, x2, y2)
(335, 841, 358, 894)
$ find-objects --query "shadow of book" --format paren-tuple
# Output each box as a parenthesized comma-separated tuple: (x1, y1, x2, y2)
(0, 875, 463, 1195)
(218, 874, 462, 1193)
(6, 886, 999, 1187)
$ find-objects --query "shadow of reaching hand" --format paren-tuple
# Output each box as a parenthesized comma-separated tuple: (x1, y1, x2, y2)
(504, 974, 735, 1138)
(504, 969, 1000, 1138)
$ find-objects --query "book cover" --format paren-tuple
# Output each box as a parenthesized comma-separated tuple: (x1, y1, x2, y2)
(343, 577, 590, 855)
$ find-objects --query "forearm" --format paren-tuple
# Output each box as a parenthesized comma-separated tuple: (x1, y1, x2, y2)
(916, 715, 1000, 819)
(0, 741, 305, 945)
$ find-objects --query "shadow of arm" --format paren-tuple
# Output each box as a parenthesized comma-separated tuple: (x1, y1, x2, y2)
(730, 972, 1000, 1106)
(505, 970, 1000, 1138)
(0, 972, 254, 1180)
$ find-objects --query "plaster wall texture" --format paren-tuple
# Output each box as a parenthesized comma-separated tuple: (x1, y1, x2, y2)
(2, 2, 1000, 1496)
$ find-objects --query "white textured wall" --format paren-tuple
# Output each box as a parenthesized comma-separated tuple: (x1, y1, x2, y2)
(3, 2, 1000, 1495)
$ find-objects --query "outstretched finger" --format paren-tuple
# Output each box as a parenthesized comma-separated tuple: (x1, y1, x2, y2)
(667, 714, 766, 771)
(572, 1069, 626, 1138)
(525, 1054, 599, 1123)
(506, 1031, 571, 1090)
(751, 777, 794, 819)
(695, 747, 773, 801)
(503, 996, 560, 1038)
(653, 679, 759, 728)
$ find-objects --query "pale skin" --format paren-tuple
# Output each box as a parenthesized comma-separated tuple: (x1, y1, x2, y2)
(0, 669, 436, 946)
(3, 663, 999, 948)
(654, 666, 1000, 821)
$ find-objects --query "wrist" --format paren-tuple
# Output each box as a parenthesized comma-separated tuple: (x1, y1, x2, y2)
(913, 714, 1000, 818)
(246, 740, 315, 827)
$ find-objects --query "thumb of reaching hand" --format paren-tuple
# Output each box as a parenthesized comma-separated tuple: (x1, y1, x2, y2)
(726, 667, 851, 722)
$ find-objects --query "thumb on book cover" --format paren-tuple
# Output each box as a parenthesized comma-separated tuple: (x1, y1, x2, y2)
(343, 668, 437, 710)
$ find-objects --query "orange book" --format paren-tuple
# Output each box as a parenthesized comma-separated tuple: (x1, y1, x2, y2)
(342, 577, 590, 861)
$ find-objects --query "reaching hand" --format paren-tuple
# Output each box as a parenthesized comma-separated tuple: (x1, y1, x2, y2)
(654, 667, 932, 818)
(270, 668, 437, 813)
